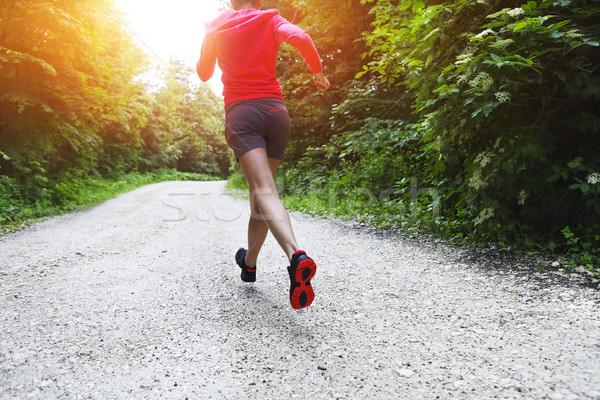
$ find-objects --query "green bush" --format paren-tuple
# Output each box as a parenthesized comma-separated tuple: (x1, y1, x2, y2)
(272, 0, 599, 274)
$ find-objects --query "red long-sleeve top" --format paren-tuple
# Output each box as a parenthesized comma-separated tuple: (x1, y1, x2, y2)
(197, 8, 323, 107)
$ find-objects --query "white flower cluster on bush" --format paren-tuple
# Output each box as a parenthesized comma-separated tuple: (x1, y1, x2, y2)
(587, 172, 600, 185)
(474, 28, 495, 38)
(469, 168, 489, 190)
(474, 207, 495, 225)
(474, 152, 492, 168)
(495, 91, 511, 103)
(468, 72, 494, 92)
(507, 8, 525, 18)
(455, 53, 473, 66)
(518, 190, 528, 206)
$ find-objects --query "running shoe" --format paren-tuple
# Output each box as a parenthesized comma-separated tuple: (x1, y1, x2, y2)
(288, 250, 317, 309)
(235, 248, 256, 282)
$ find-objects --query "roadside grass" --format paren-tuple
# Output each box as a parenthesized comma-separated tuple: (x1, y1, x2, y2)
(224, 169, 249, 200)
(227, 170, 599, 281)
(0, 169, 217, 235)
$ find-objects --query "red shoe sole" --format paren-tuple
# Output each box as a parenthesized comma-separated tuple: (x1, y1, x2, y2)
(290, 258, 317, 309)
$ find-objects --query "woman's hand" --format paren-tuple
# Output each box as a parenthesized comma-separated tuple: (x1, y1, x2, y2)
(313, 71, 330, 91)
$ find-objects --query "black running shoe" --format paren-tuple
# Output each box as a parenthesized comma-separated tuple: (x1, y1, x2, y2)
(236, 248, 256, 282)
(288, 250, 316, 309)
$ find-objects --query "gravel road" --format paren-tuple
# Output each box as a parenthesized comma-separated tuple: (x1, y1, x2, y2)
(1, 181, 599, 399)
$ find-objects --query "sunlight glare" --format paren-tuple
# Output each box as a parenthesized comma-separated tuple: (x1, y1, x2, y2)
(116, 0, 224, 95)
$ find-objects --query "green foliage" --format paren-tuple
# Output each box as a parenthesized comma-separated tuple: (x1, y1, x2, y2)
(0, 174, 24, 218)
(358, 0, 599, 236)
(264, 0, 600, 273)
(270, 0, 388, 162)
(140, 60, 229, 177)
(226, 169, 249, 191)
(559, 226, 600, 276)
(0, 1, 230, 227)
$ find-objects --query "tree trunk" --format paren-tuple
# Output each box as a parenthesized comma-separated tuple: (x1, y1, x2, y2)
(0, 0, 18, 46)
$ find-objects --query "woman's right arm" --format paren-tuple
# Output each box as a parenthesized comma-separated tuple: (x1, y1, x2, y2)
(197, 35, 216, 82)
(313, 70, 330, 92)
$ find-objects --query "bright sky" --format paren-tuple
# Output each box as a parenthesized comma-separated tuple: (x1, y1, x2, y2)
(115, 0, 224, 95)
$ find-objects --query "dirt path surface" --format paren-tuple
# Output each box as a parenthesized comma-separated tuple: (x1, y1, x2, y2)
(1, 181, 599, 399)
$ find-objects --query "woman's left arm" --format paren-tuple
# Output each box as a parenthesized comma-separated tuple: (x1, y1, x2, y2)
(274, 17, 323, 74)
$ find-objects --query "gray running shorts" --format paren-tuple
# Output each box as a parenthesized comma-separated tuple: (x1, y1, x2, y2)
(224, 97, 291, 161)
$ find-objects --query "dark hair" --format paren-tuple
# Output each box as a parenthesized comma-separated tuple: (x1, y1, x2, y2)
(231, 0, 261, 10)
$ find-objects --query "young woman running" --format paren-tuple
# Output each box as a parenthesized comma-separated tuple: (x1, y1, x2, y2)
(197, 0, 330, 309)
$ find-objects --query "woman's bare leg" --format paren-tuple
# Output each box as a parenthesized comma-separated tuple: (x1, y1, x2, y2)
(239, 148, 299, 264)
(244, 157, 280, 267)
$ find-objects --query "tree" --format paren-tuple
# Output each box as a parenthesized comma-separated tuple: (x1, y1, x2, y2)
(0, 0, 230, 215)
